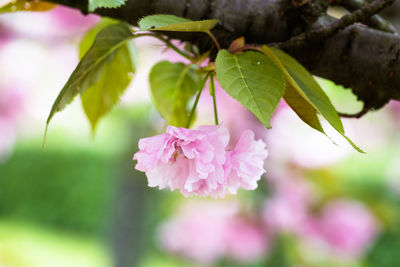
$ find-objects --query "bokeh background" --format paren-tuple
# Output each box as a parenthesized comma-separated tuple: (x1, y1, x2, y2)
(0, 5, 400, 267)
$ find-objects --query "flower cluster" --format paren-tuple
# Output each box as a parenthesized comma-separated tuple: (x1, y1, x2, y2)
(133, 125, 268, 197)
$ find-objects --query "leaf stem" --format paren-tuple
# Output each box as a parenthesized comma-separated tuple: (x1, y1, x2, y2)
(209, 75, 219, 125)
(207, 31, 221, 50)
(230, 44, 262, 54)
(186, 72, 211, 128)
(132, 32, 194, 60)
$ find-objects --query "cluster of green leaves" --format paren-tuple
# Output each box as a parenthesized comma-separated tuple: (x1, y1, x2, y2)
(44, 14, 220, 138)
(139, 15, 362, 151)
(140, 15, 220, 127)
(215, 45, 362, 151)
(45, 20, 136, 136)
(43, 13, 362, 152)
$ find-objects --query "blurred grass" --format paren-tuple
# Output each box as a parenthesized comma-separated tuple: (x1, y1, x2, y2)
(0, 220, 111, 267)
(0, 104, 155, 235)
(0, 104, 169, 267)
(0, 146, 117, 235)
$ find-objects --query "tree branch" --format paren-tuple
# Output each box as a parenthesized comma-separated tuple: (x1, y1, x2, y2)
(277, 0, 395, 49)
(289, 22, 400, 108)
(43, 0, 399, 109)
(339, 0, 398, 34)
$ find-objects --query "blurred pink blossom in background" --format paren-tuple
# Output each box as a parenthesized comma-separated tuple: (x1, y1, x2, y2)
(224, 218, 268, 263)
(263, 173, 379, 260)
(49, 6, 100, 34)
(0, 88, 23, 123)
(388, 100, 400, 128)
(158, 201, 268, 265)
(0, 6, 98, 39)
(0, 88, 23, 161)
(263, 174, 314, 234)
(316, 199, 380, 258)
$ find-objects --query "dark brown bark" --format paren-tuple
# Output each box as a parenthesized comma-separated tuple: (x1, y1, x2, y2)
(290, 24, 400, 108)
(45, 0, 400, 109)
(338, 0, 398, 34)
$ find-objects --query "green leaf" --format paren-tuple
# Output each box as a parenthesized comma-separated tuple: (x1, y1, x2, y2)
(149, 61, 202, 127)
(139, 14, 218, 32)
(261, 46, 324, 133)
(79, 18, 119, 58)
(80, 31, 137, 133)
(45, 23, 133, 135)
(261, 45, 364, 152)
(0, 0, 55, 13)
(283, 84, 324, 132)
(88, 0, 126, 12)
(215, 49, 285, 128)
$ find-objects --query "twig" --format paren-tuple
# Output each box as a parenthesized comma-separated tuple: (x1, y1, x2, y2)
(338, 106, 371, 118)
(206, 31, 221, 50)
(277, 0, 395, 49)
(337, 0, 398, 35)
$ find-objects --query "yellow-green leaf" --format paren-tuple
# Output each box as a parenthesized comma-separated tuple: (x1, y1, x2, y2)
(80, 41, 137, 133)
(45, 23, 133, 138)
(139, 14, 218, 32)
(261, 45, 363, 152)
(149, 61, 202, 126)
(284, 84, 324, 132)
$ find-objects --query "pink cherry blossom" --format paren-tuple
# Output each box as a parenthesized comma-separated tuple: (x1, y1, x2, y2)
(134, 125, 230, 197)
(133, 125, 268, 197)
(225, 130, 268, 194)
